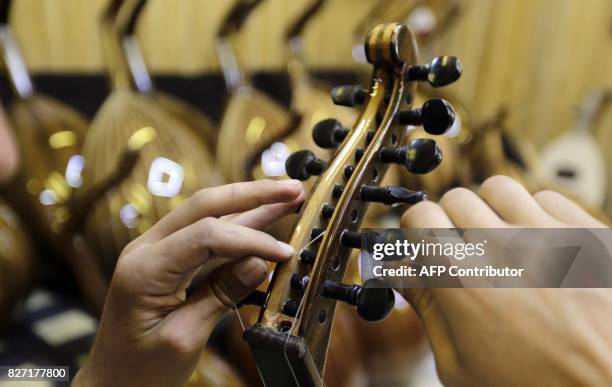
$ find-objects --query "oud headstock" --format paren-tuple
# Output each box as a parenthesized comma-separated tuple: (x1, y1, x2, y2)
(242, 22, 461, 386)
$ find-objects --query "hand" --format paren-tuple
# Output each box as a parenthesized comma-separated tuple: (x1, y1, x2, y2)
(399, 175, 612, 387)
(73, 179, 304, 387)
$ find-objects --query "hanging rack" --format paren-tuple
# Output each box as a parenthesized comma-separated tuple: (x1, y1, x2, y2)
(0, 0, 33, 97)
(216, 0, 263, 93)
(100, 0, 147, 90)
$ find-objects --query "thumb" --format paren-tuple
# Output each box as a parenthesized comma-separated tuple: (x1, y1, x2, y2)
(165, 257, 268, 346)
(209, 257, 269, 307)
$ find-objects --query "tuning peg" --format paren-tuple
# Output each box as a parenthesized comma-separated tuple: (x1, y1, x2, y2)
(360, 185, 427, 205)
(312, 119, 349, 148)
(342, 229, 410, 260)
(285, 150, 327, 180)
(321, 204, 335, 219)
(299, 249, 316, 265)
(341, 229, 403, 250)
(311, 227, 325, 240)
(341, 230, 364, 249)
(341, 230, 385, 249)
(355, 149, 364, 162)
(331, 85, 368, 107)
(380, 138, 442, 174)
(398, 98, 456, 135)
(407, 56, 462, 87)
(321, 278, 394, 321)
(332, 184, 344, 198)
(282, 299, 299, 317)
(291, 274, 309, 292)
(344, 165, 354, 179)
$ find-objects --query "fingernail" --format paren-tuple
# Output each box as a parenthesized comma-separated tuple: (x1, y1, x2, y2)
(234, 258, 268, 288)
(277, 241, 295, 258)
(279, 179, 302, 187)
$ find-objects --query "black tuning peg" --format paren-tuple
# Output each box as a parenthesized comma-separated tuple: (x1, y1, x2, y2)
(285, 150, 327, 180)
(408, 56, 462, 88)
(341, 230, 386, 250)
(291, 274, 309, 292)
(342, 230, 409, 260)
(282, 299, 299, 317)
(360, 185, 427, 205)
(299, 249, 316, 265)
(380, 138, 442, 174)
(311, 227, 325, 240)
(340, 230, 365, 249)
(321, 278, 394, 321)
(398, 98, 456, 135)
(331, 85, 368, 107)
(321, 204, 335, 218)
(312, 119, 349, 148)
(340, 229, 404, 251)
(332, 183, 344, 198)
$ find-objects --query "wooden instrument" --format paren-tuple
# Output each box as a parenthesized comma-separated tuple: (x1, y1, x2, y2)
(399, 89, 473, 200)
(352, 0, 461, 78)
(117, 0, 218, 154)
(0, 199, 35, 326)
(0, 0, 87, 242)
(215, 0, 300, 183)
(540, 90, 610, 208)
(239, 23, 461, 386)
(264, 0, 360, 240)
(266, 0, 357, 181)
(0, 0, 110, 313)
(77, 0, 219, 278)
(224, 4, 369, 386)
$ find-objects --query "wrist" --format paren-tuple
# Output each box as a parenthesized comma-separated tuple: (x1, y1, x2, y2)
(71, 361, 108, 387)
(71, 366, 93, 387)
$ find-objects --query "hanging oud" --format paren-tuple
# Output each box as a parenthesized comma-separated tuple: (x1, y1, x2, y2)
(241, 23, 461, 386)
(215, 0, 300, 183)
(77, 0, 219, 277)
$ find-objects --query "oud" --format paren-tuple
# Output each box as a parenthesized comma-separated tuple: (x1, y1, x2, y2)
(239, 22, 461, 386)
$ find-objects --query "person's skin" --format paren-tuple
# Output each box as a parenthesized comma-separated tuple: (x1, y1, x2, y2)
(72, 179, 305, 387)
(399, 175, 612, 387)
(0, 105, 19, 183)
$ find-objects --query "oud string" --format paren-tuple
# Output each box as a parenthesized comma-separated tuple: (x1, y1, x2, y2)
(230, 230, 327, 387)
(283, 230, 327, 387)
